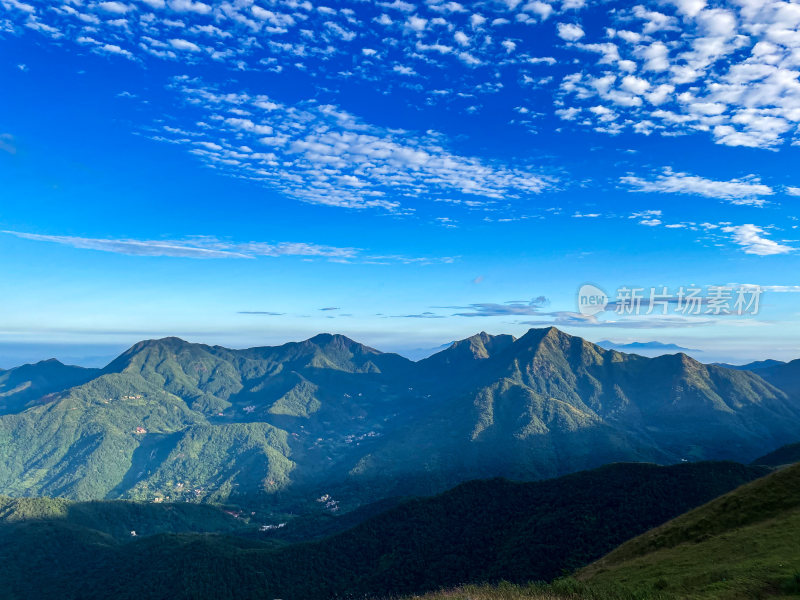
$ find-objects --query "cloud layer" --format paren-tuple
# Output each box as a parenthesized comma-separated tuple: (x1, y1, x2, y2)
(6, 0, 800, 151)
(557, 0, 800, 149)
(3, 230, 453, 263)
(3, 0, 798, 258)
(149, 77, 549, 210)
(621, 168, 775, 206)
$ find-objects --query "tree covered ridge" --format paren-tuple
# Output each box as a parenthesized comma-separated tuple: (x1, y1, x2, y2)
(0, 460, 772, 600)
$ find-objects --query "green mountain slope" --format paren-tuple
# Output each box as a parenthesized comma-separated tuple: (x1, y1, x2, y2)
(0, 461, 769, 600)
(125, 422, 294, 502)
(0, 372, 210, 499)
(346, 328, 798, 496)
(0, 328, 797, 505)
(576, 462, 800, 599)
(256, 461, 767, 599)
(0, 359, 99, 415)
(391, 462, 800, 600)
(0, 335, 416, 502)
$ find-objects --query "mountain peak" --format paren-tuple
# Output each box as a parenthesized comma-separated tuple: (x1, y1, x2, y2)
(143, 336, 191, 347)
(655, 351, 699, 367)
(307, 333, 360, 346)
(423, 331, 515, 365)
(115, 337, 194, 356)
(517, 326, 573, 348)
(541, 325, 564, 340)
(101, 336, 203, 374)
(36, 358, 65, 366)
(304, 333, 381, 356)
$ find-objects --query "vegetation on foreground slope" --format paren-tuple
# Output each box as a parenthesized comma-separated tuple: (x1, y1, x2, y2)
(408, 462, 800, 600)
(577, 461, 800, 599)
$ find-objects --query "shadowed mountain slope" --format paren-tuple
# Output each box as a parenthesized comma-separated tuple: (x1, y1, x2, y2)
(0, 359, 99, 415)
(0, 461, 769, 600)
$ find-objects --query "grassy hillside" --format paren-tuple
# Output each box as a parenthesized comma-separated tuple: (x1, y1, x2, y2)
(576, 462, 800, 599)
(382, 581, 640, 600)
(274, 461, 767, 597)
(393, 463, 800, 600)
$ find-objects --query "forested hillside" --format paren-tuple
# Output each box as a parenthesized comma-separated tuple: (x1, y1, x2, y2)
(0, 461, 769, 600)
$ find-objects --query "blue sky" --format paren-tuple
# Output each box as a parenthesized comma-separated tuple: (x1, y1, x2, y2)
(2, 0, 800, 365)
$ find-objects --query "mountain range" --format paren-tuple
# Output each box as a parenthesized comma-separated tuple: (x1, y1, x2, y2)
(596, 340, 701, 355)
(0, 327, 799, 510)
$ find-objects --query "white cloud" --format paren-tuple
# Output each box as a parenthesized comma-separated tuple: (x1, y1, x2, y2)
(98, 43, 134, 58)
(393, 64, 416, 75)
(378, 0, 414, 12)
(761, 285, 800, 292)
(453, 31, 469, 46)
(405, 15, 427, 32)
(524, 2, 552, 21)
(786, 187, 800, 196)
(3, 231, 253, 259)
(168, 0, 211, 15)
(169, 38, 200, 51)
(671, 0, 706, 18)
(630, 209, 662, 226)
(557, 0, 800, 148)
(154, 78, 550, 211)
(0, 133, 16, 154)
(722, 224, 793, 256)
(11, 0, 800, 164)
(621, 168, 774, 206)
(621, 75, 650, 95)
(501, 39, 516, 53)
(97, 2, 133, 15)
(470, 13, 486, 28)
(556, 22, 584, 42)
(2, 0, 35, 13)
(3, 230, 452, 263)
